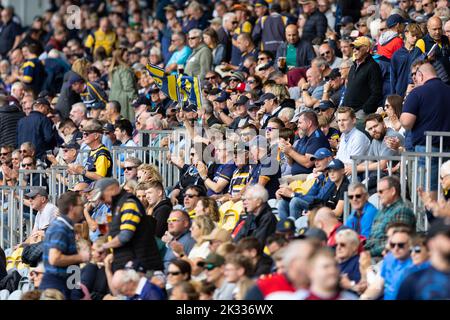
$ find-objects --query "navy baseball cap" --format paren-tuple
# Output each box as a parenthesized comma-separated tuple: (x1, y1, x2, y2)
(68, 73, 85, 86)
(182, 103, 197, 113)
(317, 100, 336, 111)
(255, 0, 269, 7)
(276, 219, 296, 233)
(132, 95, 152, 108)
(254, 92, 276, 105)
(326, 68, 341, 80)
(310, 148, 333, 161)
(234, 95, 249, 106)
(386, 14, 405, 28)
(214, 91, 230, 103)
(327, 159, 345, 170)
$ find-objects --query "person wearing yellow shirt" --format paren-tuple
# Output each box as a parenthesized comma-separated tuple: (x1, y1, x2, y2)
(85, 17, 118, 57)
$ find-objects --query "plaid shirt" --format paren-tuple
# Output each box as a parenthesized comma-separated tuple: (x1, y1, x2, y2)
(365, 199, 416, 257)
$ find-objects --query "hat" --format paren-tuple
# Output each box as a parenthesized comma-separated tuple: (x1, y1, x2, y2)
(254, 92, 276, 105)
(339, 16, 353, 26)
(25, 187, 48, 198)
(149, 85, 160, 94)
(91, 178, 120, 201)
(132, 95, 152, 108)
(276, 219, 296, 233)
(255, 0, 269, 7)
(247, 103, 259, 111)
(203, 228, 232, 242)
(32, 97, 50, 108)
(200, 253, 225, 269)
(209, 17, 222, 25)
(230, 71, 245, 82)
(82, 120, 103, 133)
(299, 0, 315, 4)
(386, 14, 405, 28)
(103, 123, 115, 133)
(326, 68, 341, 80)
(209, 88, 222, 96)
(427, 218, 450, 240)
(234, 95, 249, 106)
(214, 91, 230, 103)
(125, 259, 146, 273)
(61, 142, 80, 150)
(232, 4, 247, 12)
(327, 159, 345, 170)
(68, 73, 85, 86)
(38, 90, 50, 99)
(310, 148, 333, 161)
(352, 36, 371, 48)
(317, 100, 336, 111)
(90, 101, 105, 110)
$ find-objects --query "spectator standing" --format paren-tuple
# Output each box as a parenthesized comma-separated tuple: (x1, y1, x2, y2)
(0, 7, 22, 59)
(184, 29, 213, 81)
(84, 17, 118, 57)
(146, 180, 173, 238)
(20, 43, 46, 96)
(0, 94, 25, 147)
(276, 24, 316, 69)
(165, 32, 192, 73)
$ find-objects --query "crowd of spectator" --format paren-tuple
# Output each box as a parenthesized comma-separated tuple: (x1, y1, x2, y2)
(0, 0, 450, 301)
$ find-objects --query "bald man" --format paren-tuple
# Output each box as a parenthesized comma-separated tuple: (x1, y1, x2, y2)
(313, 206, 343, 247)
(275, 24, 316, 69)
(415, 16, 450, 82)
(319, 43, 342, 69)
(445, 20, 450, 40)
(401, 62, 450, 196)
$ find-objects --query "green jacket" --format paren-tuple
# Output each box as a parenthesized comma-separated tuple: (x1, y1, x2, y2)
(109, 65, 138, 120)
(184, 43, 212, 80)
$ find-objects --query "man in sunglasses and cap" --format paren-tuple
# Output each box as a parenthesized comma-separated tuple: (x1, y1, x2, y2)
(341, 36, 383, 122)
(94, 177, 163, 273)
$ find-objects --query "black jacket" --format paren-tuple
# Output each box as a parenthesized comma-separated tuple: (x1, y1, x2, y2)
(109, 191, 163, 273)
(275, 40, 316, 68)
(16, 111, 57, 159)
(152, 198, 173, 238)
(233, 204, 277, 245)
(0, 103, 25, 147)
(253, 254, 274, 277)
(301, 10, 328, 42)
(56, 70, 83, 119)
(342, 55, 383, 114)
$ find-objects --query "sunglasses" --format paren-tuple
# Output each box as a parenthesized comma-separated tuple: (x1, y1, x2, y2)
(353, 46, 364, 51)
(0, 152, 10, 156)
(247, 80, 255, 84)
(320, 51, 331, 56)
(124, 166, 137, 171)
(258, 57, 268, 61)
(23, 163, 33, 167)
(205, 76, 216, 81)
(379, 27, 387, 32)
(188, 36, 199, 40)
(336, 242, 347, 248)
(232, 21, 239, 25)
(390, 242, 407, 249)
(167, 271, 182, 276)
(377, 187, 391, 194)
(411, 245, 422, 254)
(204, 263, 217, 271)
(266, 126, 276, 132)
(184, 193, 199, 198)
(423, 2, 432, 7)
(82, 131, 96, 136)
(348, 194, 363, 200)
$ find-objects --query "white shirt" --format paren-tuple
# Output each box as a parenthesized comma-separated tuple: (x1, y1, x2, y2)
(33, 202, 59, 233)
(330, 56, 343, 69)
(336, 127, 370, 164)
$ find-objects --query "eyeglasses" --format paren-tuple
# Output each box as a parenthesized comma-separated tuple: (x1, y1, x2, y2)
(23, 163, 33, 167)
(188, 36, 199, 40)
(320, 51, 331, 57)
(423, 2, 432, 7)
(258, 57, 268, 61)
(82, 131, 95, 136)
(167, 271, 182, 276)
(204, 263, 217, 271)
(390, 242, 407, 249)
(411, 245, 422, 254)
(124, 166, 137, 171)
(336, 242, 347, 248)
(247, 80, 255, 84)
(348, 194, 363, 200)
(0, 152, 10, 156)
(266, 126, 276, 132)
(379, 27, 387, 32)
(184, 193, 199, 198)
(205, 76, 216, 81)
(377, 187, 391, 194)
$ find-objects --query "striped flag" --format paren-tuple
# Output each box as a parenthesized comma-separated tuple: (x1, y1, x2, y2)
(145, 64, 180, 101)
(177, 74, 203, 109)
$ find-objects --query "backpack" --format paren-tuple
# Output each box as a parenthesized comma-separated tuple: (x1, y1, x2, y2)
(0, 270, 22, 292)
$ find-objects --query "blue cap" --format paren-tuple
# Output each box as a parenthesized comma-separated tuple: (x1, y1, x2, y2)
(386, 14, 405, 28)
(276, 219, 296, 233)
(318, 100, 336, 110)
(310, 148, 333, 161)
(68, 73, 85, 86)
(255, 0, 269, 7)
(254, 92, 276, 105)
(214, 91, 230, 103)
(327, 159, 345, 170)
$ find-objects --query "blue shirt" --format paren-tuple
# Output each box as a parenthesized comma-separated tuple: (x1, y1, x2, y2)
(207, 161, 237, 196)
(43, 216, 78, 276)
(339, 254, 361, 283)
(248, 153, 281, 199)
(345, 202, 378, 238)
(402, 78, 450, 146)
(291, 129, 330, 175)
(128, 278, 165, 300)
(163, 230, 196, 270)
(166, 46, 192, 69)
(295, 173, 335, 204)
(89, 203, 111, 242)
(380, 252, 413, 300)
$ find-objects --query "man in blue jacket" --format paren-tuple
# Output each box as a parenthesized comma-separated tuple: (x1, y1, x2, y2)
(16, 97, 57, 160)
(345, 182, 378, 238)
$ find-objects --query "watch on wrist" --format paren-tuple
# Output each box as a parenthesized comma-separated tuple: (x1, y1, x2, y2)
(81, 169, 87, 175)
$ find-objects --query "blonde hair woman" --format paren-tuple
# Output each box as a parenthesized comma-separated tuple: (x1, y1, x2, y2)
(137, 163, 163, 183)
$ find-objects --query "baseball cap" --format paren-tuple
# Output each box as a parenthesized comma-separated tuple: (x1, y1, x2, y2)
(125, 259, 146, 273)
(296, 227, 328, 242)
(38, 90, 51, 99)
(214, 91, 230, 103)
(182, 103, 197, 113)
(255, 0, 269, 7)
(326, 68, 341, 80)
(327, 159, 345, 170)
(103, 123, 115, 133)
(234, 95, 249, 106)
(254, 92, 276, 105)
(25, 187, 48, 198)
(199, 253, 225, 270)
(32, 97, 50, 108)
(310, 148, 333, 161)
(203, 228, 232, 242)
(352, 36, 371, 48)
(276, 219, 296, 233)
(339, 16, 353, 26)
(427, 218, 450, 240)
(132, 95, 152, 108)
(247, 103, 259, 111)
(90, 102, 105, 110)
(68, 73, 85, 86)
(91, 178, 120, 201)
(61, 142, 80, 150)
(317, 100, 336, 111)
(386, 14, 405, 28)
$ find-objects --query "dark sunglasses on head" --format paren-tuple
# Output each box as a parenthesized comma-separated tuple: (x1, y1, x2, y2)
(348, 194, 363, 200)
(390, 242, 407, 249)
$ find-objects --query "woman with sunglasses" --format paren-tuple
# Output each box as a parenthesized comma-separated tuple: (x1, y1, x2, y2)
(166, 259, 192, 296)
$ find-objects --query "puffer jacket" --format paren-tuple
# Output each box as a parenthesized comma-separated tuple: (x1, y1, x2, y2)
(0, 103, 25, 147)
